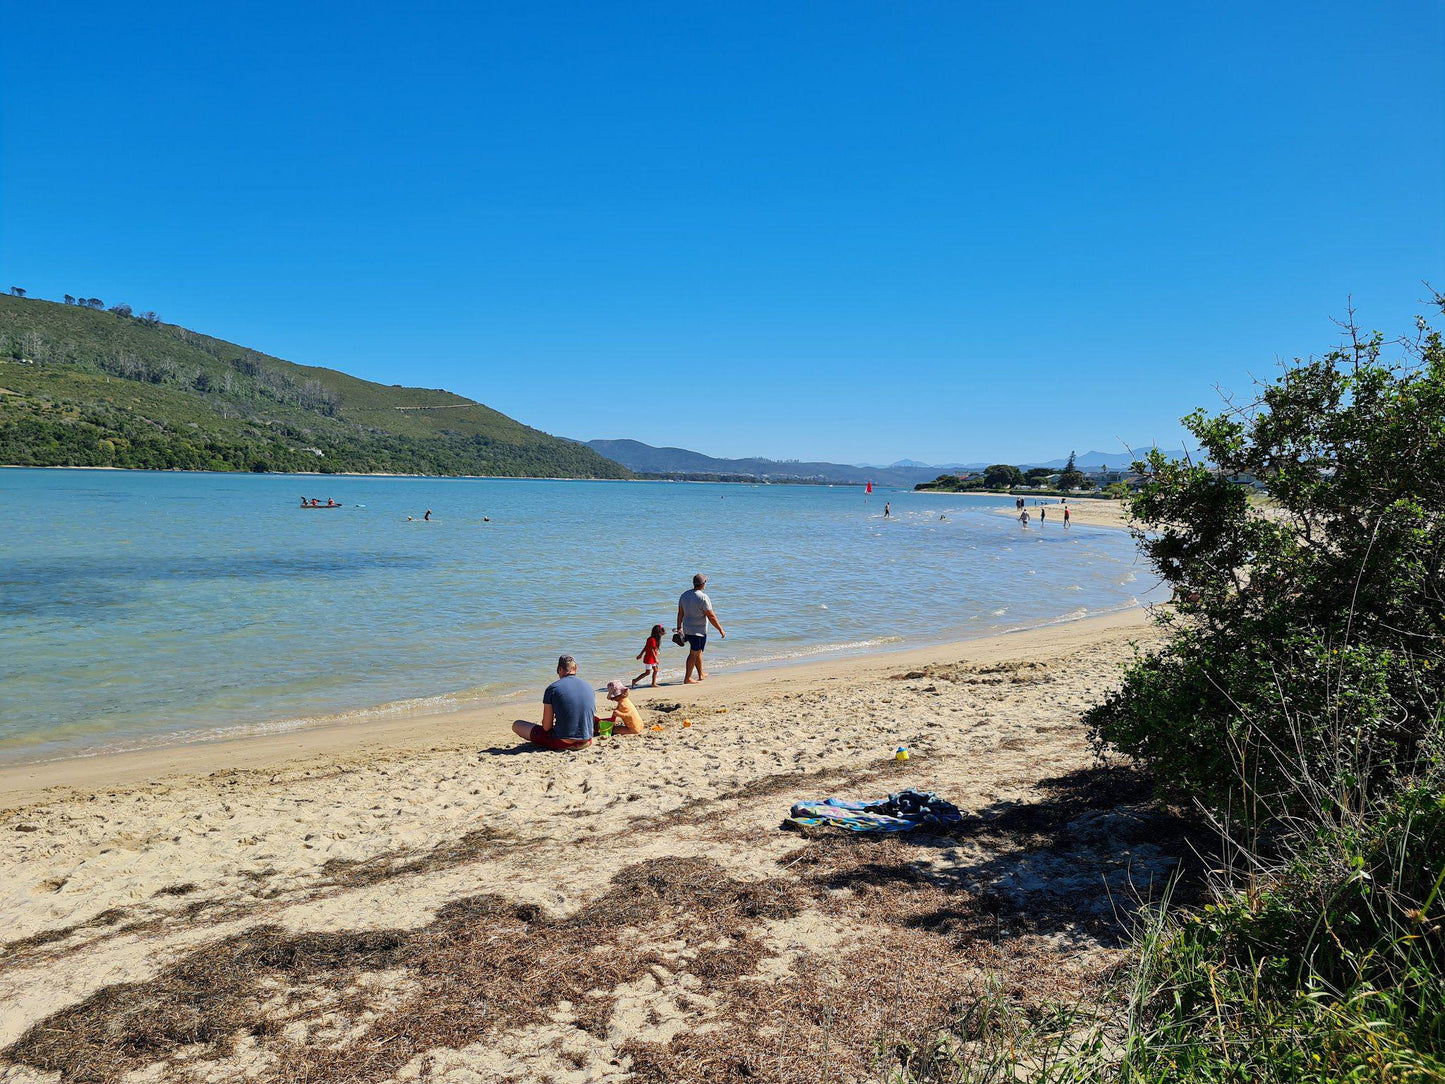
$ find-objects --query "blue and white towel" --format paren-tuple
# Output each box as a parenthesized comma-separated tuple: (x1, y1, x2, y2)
(786, 789, 964, 833)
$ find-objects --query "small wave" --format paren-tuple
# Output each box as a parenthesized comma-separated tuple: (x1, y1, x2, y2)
(728, 636, 904, 667)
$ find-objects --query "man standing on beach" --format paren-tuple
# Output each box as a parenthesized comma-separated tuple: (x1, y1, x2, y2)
(676, 573, 725, 684)
(511, 655, 595, 750)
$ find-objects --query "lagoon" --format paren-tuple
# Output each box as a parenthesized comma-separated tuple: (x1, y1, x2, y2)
(0, 468, 1156, 762)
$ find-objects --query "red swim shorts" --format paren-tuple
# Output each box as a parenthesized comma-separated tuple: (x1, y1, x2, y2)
(526, 725, 591, 752)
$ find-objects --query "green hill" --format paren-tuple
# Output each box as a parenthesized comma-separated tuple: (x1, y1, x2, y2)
(0, 295, 630, 478)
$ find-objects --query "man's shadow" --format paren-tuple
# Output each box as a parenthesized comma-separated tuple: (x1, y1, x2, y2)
(477, 744, 559, 756)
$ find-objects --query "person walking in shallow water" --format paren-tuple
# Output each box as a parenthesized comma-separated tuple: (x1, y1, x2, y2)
(676, 573, 725, 684)
(884, 502, 891, 518)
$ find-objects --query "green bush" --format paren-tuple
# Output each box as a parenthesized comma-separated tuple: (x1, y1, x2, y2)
(896, 304, 1445, 1084)
(1087, 305, 1445, 813)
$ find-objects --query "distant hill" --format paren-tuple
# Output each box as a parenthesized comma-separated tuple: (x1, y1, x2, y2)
(0, 296, 630, 478)
(1027, 449, 1183, 470)
(584, 439, 1183, 485)
(584, 439, 943, 486)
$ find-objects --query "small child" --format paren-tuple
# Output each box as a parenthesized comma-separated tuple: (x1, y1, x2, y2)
(632, 623, 664, 688)
(602, 680, 643, 735)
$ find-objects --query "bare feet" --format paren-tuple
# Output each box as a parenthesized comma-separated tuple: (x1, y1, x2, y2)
(684, 677, 700, 684)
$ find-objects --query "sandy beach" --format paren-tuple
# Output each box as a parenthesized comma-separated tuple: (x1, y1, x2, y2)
(991, 497, 1131, 531)
(0, 607, 1194, 1083)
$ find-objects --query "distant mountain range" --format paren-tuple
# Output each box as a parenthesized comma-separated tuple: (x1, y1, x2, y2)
(1021, 449, 1185, 470)
(583, 439, 935, 486)
(585, 440, 1184, 485)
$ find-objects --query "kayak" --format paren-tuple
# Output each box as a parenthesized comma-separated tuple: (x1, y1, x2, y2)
(299, 503, 343, 509)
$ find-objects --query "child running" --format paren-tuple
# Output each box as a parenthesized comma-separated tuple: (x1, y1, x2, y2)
(601, 680, 644, 735)
(632, 623, 664, 687)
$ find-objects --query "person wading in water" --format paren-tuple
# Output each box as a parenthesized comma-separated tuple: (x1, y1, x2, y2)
(675, 573, 726, 684)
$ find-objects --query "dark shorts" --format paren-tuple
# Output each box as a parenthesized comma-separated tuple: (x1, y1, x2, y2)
(686, 633, 707, 652)
(525, 724, 591, 752)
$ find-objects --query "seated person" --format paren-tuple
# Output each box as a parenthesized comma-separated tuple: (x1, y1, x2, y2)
(512, 655, 596, 751)
(600, 680, 643, 735)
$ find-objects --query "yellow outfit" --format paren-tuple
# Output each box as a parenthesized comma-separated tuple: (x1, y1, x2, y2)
(611, 697, 643, 735)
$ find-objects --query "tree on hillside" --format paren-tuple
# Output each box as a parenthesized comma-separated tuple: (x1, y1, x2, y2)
(1058, 450, 1084, 491)
(984, 463, 1024, 489)
(108, 303, 133, 318)
(1024, 466, 1055, 486)
(86, 298, 104, 309)
(63, 295, 76, 305)
(8, 287, 25, 297)
(138, 311, 160, 327)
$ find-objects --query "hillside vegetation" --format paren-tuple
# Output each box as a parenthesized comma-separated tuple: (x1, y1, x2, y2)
(0, 296, 630, 478)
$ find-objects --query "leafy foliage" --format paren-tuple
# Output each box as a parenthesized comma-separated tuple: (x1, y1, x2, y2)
(901, 303, 1445, 1084)
(1087, 305, 1445, 811)
(983, 463, 1023, 488)
(0, 295, 630, 478)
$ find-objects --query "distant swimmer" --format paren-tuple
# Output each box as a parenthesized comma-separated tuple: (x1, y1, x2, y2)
(424, 509, 432, 521)
(482, 516, 491, 522)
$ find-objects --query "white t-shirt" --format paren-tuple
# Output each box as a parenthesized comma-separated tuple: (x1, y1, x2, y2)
(679, 589, 713, 635)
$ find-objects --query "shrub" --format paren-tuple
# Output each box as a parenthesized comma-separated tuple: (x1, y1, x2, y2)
(899, 301, 1445, 1084)
(1087, 302, 1445, 813)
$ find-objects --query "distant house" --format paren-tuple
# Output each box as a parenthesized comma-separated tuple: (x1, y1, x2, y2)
(1084, 466, 1145, 490)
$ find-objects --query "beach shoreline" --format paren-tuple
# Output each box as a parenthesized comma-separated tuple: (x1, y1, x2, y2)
(0, 603, 1169, 1078)
(0, 607, 1151, 804)
(989, 495, 1132, 530)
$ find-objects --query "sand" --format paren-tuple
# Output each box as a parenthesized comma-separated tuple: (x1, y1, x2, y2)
(0, 609, 1177, 1083)
(992, 496, 1131, 530)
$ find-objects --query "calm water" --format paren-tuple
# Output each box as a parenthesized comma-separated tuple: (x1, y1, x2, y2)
(0, 469, 1158, 762)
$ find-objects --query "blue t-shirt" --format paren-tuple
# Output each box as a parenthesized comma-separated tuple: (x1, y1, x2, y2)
(542, 674, 595, 741)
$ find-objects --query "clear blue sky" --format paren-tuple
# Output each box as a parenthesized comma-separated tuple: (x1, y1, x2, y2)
(3, 2, 1441, 465)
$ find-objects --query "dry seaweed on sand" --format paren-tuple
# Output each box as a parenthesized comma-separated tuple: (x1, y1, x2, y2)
(3, 856, 802, 1084)
(890, 659, 1054, 685)
(316, 824, 515, 889)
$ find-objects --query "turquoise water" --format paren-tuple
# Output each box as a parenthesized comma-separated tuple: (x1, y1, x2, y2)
(0, 468, 1157, 762)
